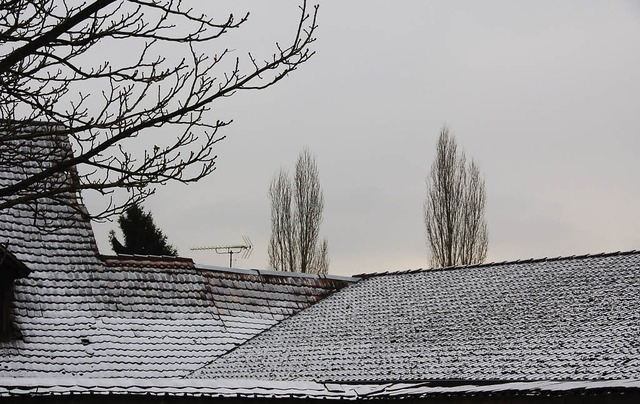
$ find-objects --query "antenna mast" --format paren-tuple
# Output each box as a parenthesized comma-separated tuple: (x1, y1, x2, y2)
(191, 236, 253, 267)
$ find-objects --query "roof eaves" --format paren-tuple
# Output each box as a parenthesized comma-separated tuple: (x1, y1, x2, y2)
(1, 378, 639, 399)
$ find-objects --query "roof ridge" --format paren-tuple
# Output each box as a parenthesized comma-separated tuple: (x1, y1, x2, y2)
(99, 254, 195, 269)
(194, 263, 358, 282)
(354, 249, 640, 278)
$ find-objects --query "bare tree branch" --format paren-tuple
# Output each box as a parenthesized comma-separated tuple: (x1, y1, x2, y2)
(0, 0, 318, 220)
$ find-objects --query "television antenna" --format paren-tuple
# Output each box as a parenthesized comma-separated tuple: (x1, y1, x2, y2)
(191, 236, 253, 267)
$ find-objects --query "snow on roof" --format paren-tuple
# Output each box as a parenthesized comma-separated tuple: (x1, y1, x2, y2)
(0, 134, 353, 379)
(0, 134, 100, 272)
(196, 250, 640, 383)
(4, 133, 640, 399)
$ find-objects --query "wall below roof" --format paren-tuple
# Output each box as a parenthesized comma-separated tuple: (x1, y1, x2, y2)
(1, 379, 640, 404)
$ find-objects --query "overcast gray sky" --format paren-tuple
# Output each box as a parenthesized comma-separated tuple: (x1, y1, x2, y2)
(88, 0, 640, 276)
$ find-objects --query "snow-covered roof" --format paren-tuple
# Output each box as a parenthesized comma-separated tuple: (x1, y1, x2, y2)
(196, 251, 640, 383)
(0, 134, 353, 379)
(3, 133, 640, 400)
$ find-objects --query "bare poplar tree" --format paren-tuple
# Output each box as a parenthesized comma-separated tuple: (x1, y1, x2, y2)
(0, 0, 318, 220)
(269, 170, 297, 272)
(424, 127, 488, 268)
(268, 148, 328, 274)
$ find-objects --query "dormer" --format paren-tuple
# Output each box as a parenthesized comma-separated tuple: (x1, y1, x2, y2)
(0, 244, 30, 341)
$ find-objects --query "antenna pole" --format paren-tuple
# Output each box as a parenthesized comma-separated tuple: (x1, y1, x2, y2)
(190, 237, 253, 268)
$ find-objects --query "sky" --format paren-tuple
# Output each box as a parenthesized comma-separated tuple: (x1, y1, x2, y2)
(87, 0, 640, 276)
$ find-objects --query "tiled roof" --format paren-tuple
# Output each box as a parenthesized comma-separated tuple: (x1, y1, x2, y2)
(0, 135, 100, 272)
(0, 134, 353, 379)
(2, 258, 351, 378)
(4, 133, 640, 399)
(196, 251, 640, 382)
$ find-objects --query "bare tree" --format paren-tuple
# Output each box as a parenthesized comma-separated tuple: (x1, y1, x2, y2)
(269, 170, 297, 272)
(268, 148, 328, 274)
(424, 127, 488, 268)
(0, 0, 318, 220)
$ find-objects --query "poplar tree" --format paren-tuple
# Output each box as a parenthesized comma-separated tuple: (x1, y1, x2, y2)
(268, 149, 328, 274)
(424, 127, 488, 267)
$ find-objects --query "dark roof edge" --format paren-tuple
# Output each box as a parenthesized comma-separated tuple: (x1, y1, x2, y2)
(194, 263, 358, 282)
(0, 378, 639, 399)
(354, 249, 640, 278)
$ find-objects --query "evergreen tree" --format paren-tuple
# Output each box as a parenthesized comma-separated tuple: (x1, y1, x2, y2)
(109, 204, 178, 256)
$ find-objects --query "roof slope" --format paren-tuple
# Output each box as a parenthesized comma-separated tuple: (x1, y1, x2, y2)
(0, 134, 100, 271)
(196, 251, 640, 382)
(0, 134, 353, 379)
(2, 256, 351, 378)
